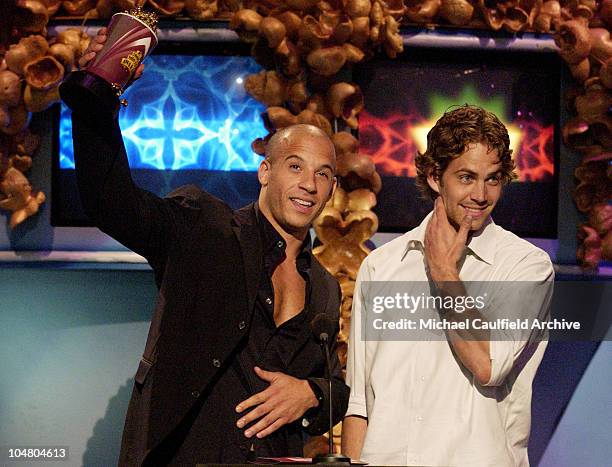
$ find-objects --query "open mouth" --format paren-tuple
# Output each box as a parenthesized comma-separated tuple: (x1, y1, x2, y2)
(290, 197, 315, 213)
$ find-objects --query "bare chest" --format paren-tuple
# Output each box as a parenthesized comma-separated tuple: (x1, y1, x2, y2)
(271, 262, 306, 327)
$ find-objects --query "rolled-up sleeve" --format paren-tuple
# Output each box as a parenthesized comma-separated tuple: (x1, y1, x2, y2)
(483, 250, 554, 387)
(486, 340, 521, 387)
(345, 257, 371, 417)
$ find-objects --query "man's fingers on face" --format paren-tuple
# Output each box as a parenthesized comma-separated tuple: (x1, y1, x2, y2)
(457, 216, 472, 244)
(435, 196, 442, 211)
(425, 217, 433, 245)
(428, 210, 440, 238)
(436, 196, 457, 232)
(434, 197, 446, 224)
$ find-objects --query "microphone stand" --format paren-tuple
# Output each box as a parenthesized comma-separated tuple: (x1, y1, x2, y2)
(313, 333, 350, 465)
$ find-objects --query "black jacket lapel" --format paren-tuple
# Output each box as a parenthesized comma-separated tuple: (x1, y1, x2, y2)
(231, 203, 263, 315)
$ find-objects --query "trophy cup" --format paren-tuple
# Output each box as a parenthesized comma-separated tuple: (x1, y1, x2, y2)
(59, 7, 158, 118)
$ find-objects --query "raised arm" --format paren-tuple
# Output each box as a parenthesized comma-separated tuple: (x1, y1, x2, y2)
(71, 29, 199, 263)
(424, 197, 554, 386)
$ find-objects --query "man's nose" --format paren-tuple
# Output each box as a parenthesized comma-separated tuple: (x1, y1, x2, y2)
(470, 181, 487, 203)
(299, 171, 317, 193)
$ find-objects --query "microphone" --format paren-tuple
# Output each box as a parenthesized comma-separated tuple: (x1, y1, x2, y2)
(310, 315, 350, 465)
(312, 313, 333, 344)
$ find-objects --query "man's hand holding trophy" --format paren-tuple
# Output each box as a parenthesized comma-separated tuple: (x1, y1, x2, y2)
(59, 4, 157, 117)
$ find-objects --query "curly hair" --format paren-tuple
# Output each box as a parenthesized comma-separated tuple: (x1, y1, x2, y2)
(415, 105, 516, 200)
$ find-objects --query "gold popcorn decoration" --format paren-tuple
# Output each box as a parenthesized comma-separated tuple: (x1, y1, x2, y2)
(127, 7, 159, 32)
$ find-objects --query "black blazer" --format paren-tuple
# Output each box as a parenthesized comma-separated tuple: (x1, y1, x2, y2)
(71, 110, 349, 466)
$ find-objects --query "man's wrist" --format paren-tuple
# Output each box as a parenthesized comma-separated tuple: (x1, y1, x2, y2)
(429, 265, 460, 283)
(306, 379, 323, 409)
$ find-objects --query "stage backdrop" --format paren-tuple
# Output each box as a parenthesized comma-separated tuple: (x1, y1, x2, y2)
(0, 66, 609, 467)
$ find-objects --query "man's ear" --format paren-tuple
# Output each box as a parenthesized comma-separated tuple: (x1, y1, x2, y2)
(329, 176, 338, 200)
(258, 159, 271, 186)
(426, 169, 441, 194)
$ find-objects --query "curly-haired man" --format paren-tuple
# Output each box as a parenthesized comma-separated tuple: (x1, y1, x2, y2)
(342, 105, 554, 466)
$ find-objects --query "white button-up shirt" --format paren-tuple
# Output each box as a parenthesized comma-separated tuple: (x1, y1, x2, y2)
(346, 213, 554, 466)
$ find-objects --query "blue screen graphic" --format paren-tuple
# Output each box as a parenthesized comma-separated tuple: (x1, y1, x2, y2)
(59, 55, 267, 171)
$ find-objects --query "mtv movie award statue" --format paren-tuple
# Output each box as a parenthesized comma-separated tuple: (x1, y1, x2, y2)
(59, 8, 158, 117)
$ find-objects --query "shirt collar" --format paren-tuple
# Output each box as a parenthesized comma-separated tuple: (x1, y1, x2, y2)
(254, 202, 313, 262)
(402, 210, 496, 265)
(465, 217, 496, 265)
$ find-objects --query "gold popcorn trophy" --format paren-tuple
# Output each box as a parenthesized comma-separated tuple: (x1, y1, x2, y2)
(60, 7, 159, 117)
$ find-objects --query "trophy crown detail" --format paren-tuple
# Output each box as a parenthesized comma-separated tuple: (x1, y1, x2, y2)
(120, 50, 143, 74)
(127, 7, 159, 31)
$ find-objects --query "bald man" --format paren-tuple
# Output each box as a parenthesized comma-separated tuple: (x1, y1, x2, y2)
(71, 36, 349, 466)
